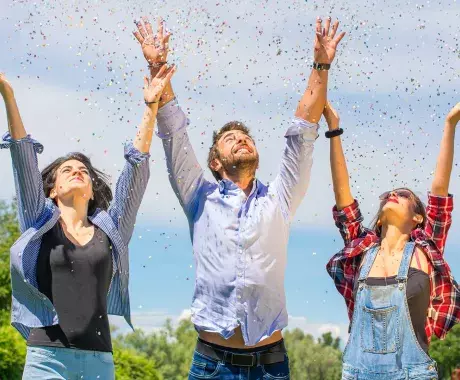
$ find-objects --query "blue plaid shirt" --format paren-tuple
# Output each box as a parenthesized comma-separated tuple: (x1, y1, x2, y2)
(1, 133, 150, 339)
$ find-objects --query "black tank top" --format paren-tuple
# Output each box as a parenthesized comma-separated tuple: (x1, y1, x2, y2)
(27, 222, 113, 352)
(353, 267, 431, 352)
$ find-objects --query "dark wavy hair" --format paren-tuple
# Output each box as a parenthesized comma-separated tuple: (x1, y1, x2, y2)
(41, 152, 112, 215)
(370, 187, 427, 237)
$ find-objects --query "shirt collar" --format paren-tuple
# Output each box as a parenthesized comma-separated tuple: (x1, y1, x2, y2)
(218, 178, 260, 196)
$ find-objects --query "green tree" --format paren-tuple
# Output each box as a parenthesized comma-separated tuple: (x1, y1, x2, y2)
(115, 319, 197, 380)
(284, 328, 342, 380)
(0, 200, 26, 380)
(113, 341, 162, 380)
(430, 324, 460, 379)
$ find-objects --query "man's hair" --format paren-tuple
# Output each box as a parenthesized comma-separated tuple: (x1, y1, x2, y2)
(207, 121, 253, 181)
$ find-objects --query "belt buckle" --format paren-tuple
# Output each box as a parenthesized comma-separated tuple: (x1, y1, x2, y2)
(231, 353, 255, 367)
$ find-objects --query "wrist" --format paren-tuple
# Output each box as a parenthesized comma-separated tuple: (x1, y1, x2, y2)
(445, 118, 458, 128)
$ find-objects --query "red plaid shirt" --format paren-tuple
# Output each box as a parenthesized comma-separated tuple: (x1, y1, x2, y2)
(326, 193, 460, 342)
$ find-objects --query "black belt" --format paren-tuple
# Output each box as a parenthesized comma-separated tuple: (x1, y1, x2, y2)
(195, 339, 286, 367)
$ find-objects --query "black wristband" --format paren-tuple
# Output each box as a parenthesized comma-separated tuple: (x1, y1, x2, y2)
(325, 128, 343, 138)
(145, 100, 159, 105)
(312, 62, 331, 71)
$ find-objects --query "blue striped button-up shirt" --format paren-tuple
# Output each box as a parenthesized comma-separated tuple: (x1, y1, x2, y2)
(1, 133, 150, 339)
(157, 100, 319, 345)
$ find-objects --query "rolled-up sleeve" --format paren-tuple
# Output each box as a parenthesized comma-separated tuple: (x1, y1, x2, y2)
(108, 142, 150, 245)
(424, 192, 454, 255)
(333, 200, 366, 245)
(274, 117, 319, 220)
(0, 133, 46, 232)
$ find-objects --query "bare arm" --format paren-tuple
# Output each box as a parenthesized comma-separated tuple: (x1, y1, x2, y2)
(133, 65, 176, 153)
(323, 101, 354, 210)
(0, 74, 27, 139)
(295, 17, 345, 123)
(431, 103, 459, 196)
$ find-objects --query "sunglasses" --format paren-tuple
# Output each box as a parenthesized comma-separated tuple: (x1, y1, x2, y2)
(379, 189, 413, 201)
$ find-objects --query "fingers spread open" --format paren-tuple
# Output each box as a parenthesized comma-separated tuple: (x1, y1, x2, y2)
(315, 17, 322, 34)
(324, 16, 331, 37)
(330, 20, 339, 38)
(157, 17, 164, 40)
(333, 31, 346, 46)
(135, 20, 148, 38)
(142, 16, 154, 35)
(133, 30, 144, 44)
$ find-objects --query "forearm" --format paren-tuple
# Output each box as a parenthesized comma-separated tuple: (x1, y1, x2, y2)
(431, 121, 456, 196)
(330, 136, 354, 210)
(133, 104, 157, 153)
(295, 69, 328, 123)
(2, 93, 27, 140)
(149, 67, 175, 108)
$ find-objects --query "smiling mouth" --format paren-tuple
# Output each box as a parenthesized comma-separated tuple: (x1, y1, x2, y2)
(71, 177, 84, 182)
(387, 198, 399, 204)
(234, 146, 252, 154)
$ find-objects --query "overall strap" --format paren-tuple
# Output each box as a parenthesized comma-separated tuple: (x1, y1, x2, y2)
(358, 245, 380, 281)
(396, 242, 416, 281)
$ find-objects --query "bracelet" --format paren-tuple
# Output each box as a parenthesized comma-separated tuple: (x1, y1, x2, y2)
(312, 62, 331, 71)
(145, 100, 159, 105)
(325, 128, 343, 138)
(148, 62, 167, 69)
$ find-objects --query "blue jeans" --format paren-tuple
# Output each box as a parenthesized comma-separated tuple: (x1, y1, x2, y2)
(22, 346, 115, 380)
(188, 350, 290, 380)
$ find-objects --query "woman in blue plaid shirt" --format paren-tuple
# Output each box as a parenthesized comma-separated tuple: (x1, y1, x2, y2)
(0, 66, 174, 380)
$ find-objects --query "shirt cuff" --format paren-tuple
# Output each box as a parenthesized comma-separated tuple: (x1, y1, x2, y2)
(427, 192, 454, 211)
(284, 117, 319, 141)
(0, 132, 44, 154)
(124, 142, 150, 165)
(156, 98, 190, 139)
(332, 199, 361, 223)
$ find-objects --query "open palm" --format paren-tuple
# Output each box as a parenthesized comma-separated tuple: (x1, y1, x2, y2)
(144, 65, 176, 104)
(313, 17, 346, 64)
(134, 17, 171, 64)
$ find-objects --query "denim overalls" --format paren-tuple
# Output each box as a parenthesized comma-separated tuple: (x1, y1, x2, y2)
(342, 242, 438, 380)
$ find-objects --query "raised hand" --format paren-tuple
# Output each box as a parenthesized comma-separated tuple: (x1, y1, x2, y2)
(143, 64, 176, 104)
(314, 17, 346, 64)
(446, 102, 460, 126)
(133, 17, 172, 65)
(0, 73, 14, 98)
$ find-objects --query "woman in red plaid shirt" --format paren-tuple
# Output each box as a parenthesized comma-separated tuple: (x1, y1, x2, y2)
(324, 101, 460, 379)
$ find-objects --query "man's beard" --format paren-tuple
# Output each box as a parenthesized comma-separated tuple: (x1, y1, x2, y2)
(220, 152, 259, 177)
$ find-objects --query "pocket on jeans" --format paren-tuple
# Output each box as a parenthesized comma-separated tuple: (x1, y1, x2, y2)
(188, 352, 221, 379)
(261, 354, 290, 379)
(361, 305, 399, 353)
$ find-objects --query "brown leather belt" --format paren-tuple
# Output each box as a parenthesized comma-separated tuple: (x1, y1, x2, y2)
(195, 339, 286, 367)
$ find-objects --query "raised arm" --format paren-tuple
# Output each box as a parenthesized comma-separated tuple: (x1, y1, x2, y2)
(274, 18, 345, 219)
(0, 74, 46, 232)
(108, 66, 175, 244)
(431, 103, 459, 196)
(133, 16, 206, 218)
(295, 17, 345, 123)
(323, 101, 354, 209)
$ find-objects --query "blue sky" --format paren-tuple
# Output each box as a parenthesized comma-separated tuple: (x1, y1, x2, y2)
(0, 0, 459, 342)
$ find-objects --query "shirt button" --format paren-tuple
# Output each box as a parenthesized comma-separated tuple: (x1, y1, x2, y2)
(237, 295, 242, 299)
(428, 365, 434, 371)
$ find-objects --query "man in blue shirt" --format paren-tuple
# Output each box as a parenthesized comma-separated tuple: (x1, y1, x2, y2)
(133, 15, 345, 378)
